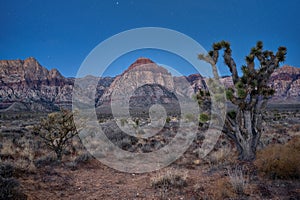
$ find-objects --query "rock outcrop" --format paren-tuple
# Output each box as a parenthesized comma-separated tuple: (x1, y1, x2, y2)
(268, 65, 300, 103)
(0, 57, 113, 111)
(0, 57, 72, 111)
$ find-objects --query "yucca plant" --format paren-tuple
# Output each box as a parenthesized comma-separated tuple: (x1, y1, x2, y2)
(198, 41, 287, 161)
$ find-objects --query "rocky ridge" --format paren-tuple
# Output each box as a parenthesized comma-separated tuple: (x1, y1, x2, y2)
(0, 57, 299, 112)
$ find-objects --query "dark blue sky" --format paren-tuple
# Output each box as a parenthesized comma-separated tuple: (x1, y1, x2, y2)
(1, 0, 299, 77)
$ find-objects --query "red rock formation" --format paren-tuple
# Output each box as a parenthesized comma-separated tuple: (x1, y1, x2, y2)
(0, 57, 299, 111)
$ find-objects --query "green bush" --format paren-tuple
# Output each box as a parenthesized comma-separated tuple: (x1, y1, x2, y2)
(255, 137, 300, 179)
(227, 110, 236, 119)
(165, 116, 171, 124)
(199, 113, 210, 123)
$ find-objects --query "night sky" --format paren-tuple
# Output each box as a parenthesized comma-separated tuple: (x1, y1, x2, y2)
(1, 0, 299, 77)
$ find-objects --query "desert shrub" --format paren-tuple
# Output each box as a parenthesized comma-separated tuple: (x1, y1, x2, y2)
(33, 109, 78, 161)
(98, 118, 106, 123)
(209, 178, 235, 199)
(227, 110, 236, 119)
(117, 137, 133, 150)
(0, 177, 24, 200)
(0, 163, 14, 178)
(0, 163, 27, 200)
(151, 169, 187, 189)
(184, 113, 195, 122)
(291, 124, 300, 132)
(203, 145, 233, 168)
(165, 116, 171, 124)
(199, 113, 210, 123)
(287, 136, 300, 151)
(64, 160, 78, 171)
(141, 143, 152, 153)
(0, 141, 15, 159)
(34, 155, 58, 168)
(134, 118, 139, 126)
(74, 152, 93, 164)
(120, 118, 128, 126)
(255, 137, 300, 179)
(227, 166, 248, 195)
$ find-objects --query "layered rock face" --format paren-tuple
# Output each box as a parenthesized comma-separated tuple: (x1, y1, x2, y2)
(0, 57, 73, 111)
(0, 57, 113, 111)
(99, 58, 207, 107)
(0, 57, 299, 112)
(100, 58, 176, 105)
(268, 66, 300, 103)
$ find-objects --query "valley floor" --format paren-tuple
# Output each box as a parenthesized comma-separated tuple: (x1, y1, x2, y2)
(1, 108, 300, 199)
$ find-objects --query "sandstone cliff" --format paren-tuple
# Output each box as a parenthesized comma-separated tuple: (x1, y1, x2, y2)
(0, 57, 299, 112)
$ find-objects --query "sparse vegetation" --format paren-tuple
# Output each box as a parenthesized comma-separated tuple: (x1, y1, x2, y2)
(74, 152, 93, 165)
(120, 118, 128, 126)
(134, 118, 139, 126)
(227, 166, 248, 195)
(0, 163, 27, 200)
(184, 113, 195, 122)
(0, 94, 299, 200)
(210, 178, 235, 199)
(33, 109, 78, 161)
(34, 155, 58, 168)
(255, 137, 300, 179)
(204, 145, 232, 167)
(199, 113, 210, 123)
(165, 116, 171, 124)
(151, 169, 188, 189)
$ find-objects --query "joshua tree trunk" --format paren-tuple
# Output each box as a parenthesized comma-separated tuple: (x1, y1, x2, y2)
(233, 109, 261, 161)
(55, 148, 63, 162)
(224, 107, 263, 161)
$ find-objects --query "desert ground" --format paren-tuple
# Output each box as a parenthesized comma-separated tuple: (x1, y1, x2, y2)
(1, 106, 300, 200)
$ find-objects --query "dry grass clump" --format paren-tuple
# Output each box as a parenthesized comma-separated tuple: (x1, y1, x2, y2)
(201, 144, 235, 169)
(227, 166, 248, 195)
(209, 178, 236, 199)
(151, 168, 188, 189)
(255, 136, 300, 179)
(151, 168, 188, 199)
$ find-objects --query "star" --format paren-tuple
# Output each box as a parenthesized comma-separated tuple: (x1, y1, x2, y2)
(116, 1, 119, 5)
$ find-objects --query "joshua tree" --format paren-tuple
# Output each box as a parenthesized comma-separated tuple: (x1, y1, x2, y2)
(33, 109, 78, 161)
(198, 41, 287, 161)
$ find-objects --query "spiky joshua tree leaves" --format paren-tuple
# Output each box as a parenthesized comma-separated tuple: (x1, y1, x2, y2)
(199, 41, 287, 161)
(33, 109, 78, 161)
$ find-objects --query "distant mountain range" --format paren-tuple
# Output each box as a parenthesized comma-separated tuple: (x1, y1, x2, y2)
(0, 57, 299, 112)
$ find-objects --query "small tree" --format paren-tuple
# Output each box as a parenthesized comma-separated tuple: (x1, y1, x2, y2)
(33, 109, 78, 161)
(198, 41, 287, 161)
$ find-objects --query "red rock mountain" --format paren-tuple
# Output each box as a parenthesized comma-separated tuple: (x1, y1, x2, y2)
(0, 57, 299, 112)
(269, 66, 300, 103)
(0, 58, 72, 111)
